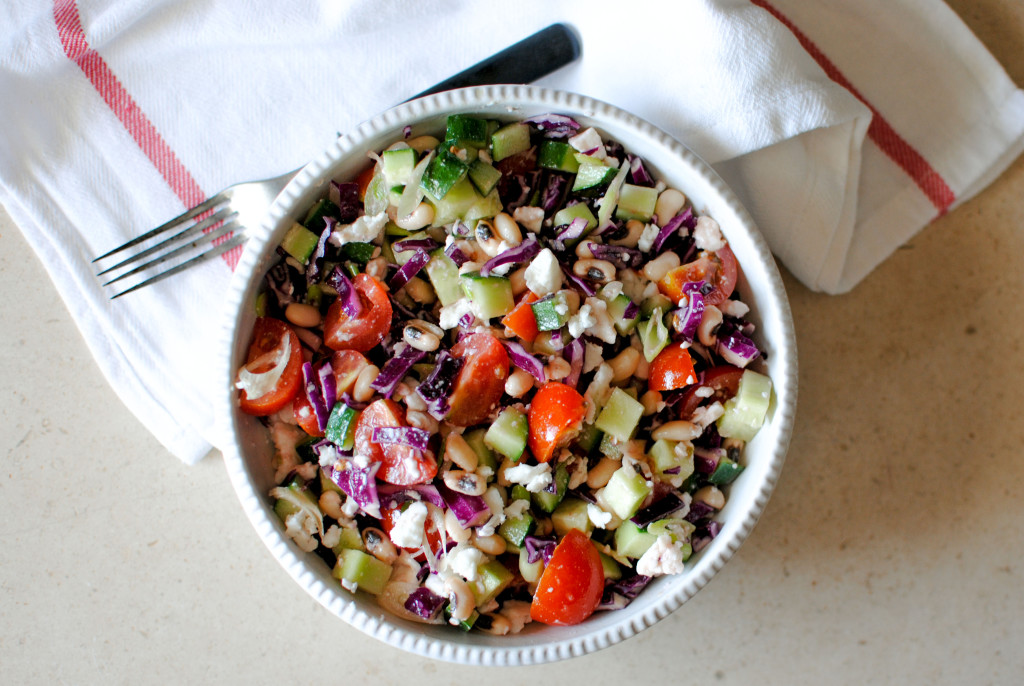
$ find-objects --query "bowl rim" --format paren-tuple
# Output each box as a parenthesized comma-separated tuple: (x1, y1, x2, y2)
(216, 84, 798, 665)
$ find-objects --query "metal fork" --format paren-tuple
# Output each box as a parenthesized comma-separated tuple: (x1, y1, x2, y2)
(93, 23, 581, 299)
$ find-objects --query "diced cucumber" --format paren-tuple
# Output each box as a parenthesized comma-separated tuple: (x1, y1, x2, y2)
(281, 222, 320, 264)
(574, 423, 602, 455)
(510, 484, 532, 503)
(531, 291, 570, 332)
(470, 560, 514, 605)
(484, 407, 528, 462)
(637, 307, 670, 361)
(649, 438, 695, 481)
(600, 291, 639, 335)
(463, 190, 504, 223)
(445, 605, 479, 632)
(330, 526, 365, 554)
(333, 549, 392, 596)
(598, 432, 624, 460)
(708, 455, 745, 485)
(303, 198, 340, 232)
(551, 498, 593, 538)
(428, 176, 480, 225)
(467, 158, 503, 196)
(272, 478, 317, 520)
(463, 428, 498, 473)
(538, 140, 580, 173)
(324, 404, 359, 451)
(421, 149, 469, 200)
(519, 547, 544, 584)
(595, 387, 645, 442)
(423, 249, 462, 306)
(599, 551, 623, 581)
(531, 462, 570, 514)
(490, 122, 531, 162)
(460, 271, 514, 320)
(552, 202, 598, 233)
(389, 232, 430, 266)
(640, 293, 674, 319)
(341, 242, 376, 264)
(572, 161, 618, 196)
(601, 465, 652, 520)
(445, 114, 491, 149)
(498, 511, 535, 547)
(646, 520, 694, 561)
(614, 520, 659, 559)
(614, 184, 659, 222)
(717, 369, 773, 441)
(531, 329, 565, 356)
(381, 147, 419, 187)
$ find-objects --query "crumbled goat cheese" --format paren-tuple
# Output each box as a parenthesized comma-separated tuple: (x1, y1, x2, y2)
(692, 216, 725, 252)
(270, 420, 307, 484)
(448, 544, 487, 582)
(388, 501, 429, 548)
(636, 534, 687, 576)
(583, 363, 614, 424)
(583, 341, 605, 373)
(328, 212, 388, 246)
(718, 299, 750, 318)
(587, 504, 613, 528)
(582, 297, 617, 344)
(568, 127, 607, 160)
(504, 499, 532, 519)
(691, 401, 725, 430)
(283, 511, 320, 552)
(504, 462, 553, 493)
(638, 222, 661, 252)
(524, 248, 562, 296)
(513, 206, 545, 232)
(499, 599, 533, 634)
(439, 297, 476, 330)
(568, 303, 595, 338)
(476, 487, 507, 537)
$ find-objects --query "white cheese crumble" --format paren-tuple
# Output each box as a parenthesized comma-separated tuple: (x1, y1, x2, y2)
(636, 534, 687, 576)
(504, 499, 532, 519)
(513, 206, 545, 232)
(476, 487, 507, 537)
(692, 216, 725, 252)
(439, 297, 476, 330)
(568, 127, 606, 159)
(448, 544, 486, 582)
(504, 462, 553, 493)
(691, 400, 725, 430)
(583, 341, 604, 373)
(568, 303, 595, 338)
(269, 420, 307, 484)
(388, 501, 429, 548)
(587, 503, 613, 529)
(282, 511, 320, 552)
(328, 211, 388, 246)
(583, 363, 614, 425)
(582, 296, 617, 344)
(524, 248, 562, 296)
(718, 299, 750, 318)
(638, 222, 661, 252)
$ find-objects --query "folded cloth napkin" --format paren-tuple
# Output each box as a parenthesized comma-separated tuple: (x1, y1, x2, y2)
(2, 0, 1022, 463)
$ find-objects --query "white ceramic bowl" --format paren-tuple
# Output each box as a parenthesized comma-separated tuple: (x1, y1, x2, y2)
(217, 85, 797, 665)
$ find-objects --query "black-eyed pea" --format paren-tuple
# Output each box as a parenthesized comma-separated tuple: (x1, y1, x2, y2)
(642, 251, 681, 282)
(573, 258, 616, 284)
(403, 276, 436, 305)
(698, 305, 723, 347)
(493, 212, 523, 247)
(362, 527, 398, 564)
(609, 219, 645, 248)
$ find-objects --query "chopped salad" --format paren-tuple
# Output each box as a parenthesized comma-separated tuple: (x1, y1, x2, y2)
(235, 113, 772, 632)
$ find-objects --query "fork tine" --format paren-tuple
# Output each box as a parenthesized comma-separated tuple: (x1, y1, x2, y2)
(102, 219, 242, 288)
(108, 233, 249, 299)
(91, 192, 228, 263)
(95, 205, 237, 277)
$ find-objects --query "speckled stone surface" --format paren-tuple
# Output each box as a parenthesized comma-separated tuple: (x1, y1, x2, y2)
(2, 2, 1022, 683)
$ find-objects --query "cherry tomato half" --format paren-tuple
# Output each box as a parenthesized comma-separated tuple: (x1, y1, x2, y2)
(676, 364, 744, 418)
(238, 317, 304, 416)
(501, 292, 541, 343)
(658, 245, 738, 307)
(380, 501, 443, 561)
(648, 342, 698, 392)
(354, 398, 438, 486)
(446, 333, 509, 427)
(528, 382, 586, 463)
(530, 528, 605, 626)
(323, 273, 392, 352)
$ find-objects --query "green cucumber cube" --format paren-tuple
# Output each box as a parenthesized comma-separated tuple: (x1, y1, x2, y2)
(649, 438, 695, 481)
(490, 122, 531, 162)
(381, 147, 418, 186)
(498, 511, 535, 547)
(551, 498, 593, 538)
(574, 423, 602, 455)
(637, 308, 670, 362)
(595, 387, 645, 442)
(470, 560, 513, 605)
(599, 291, 639, 335)
(484, 407, 528, 462)
(445, 114, 490, 148)
(530, 291, 570, 332)
(460, 271, 514, 320)
(281, 222, 320, 264)
(640, 293, 674, 319)
(601, 465, 652, 520)
(552, 202, 598, 233)
(531, 462, 569, 513)
(708, 455, 745, 485)
(423, 249, 462, 306)
(467, 158, 503, 196)
(421, 149, 469, 200)
(614, 520, 659, 559)
(303, 198, 340, 232)
(572, 161, 618, 196)
(614, 183, 659, 222)
(325, 404, 359, 451)
(463, 189, 503, 223)
(717, 370, 773, 440)
(330, 526, 365, 554)
(341, 242, 376, 264)
(428, 176, 480, 225)
(510, 484, 532, 502)
(462, 427, 497, 472)
(538, 140, 580, 173)
(599, 551, 623, 580)
(333, 549, 392, 596)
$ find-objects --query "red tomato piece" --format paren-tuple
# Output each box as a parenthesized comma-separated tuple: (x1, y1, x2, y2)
(446, 333, 509, 427)
(354, 399, 438, 486)
(380, 501, 443, 560)
(648, 342, 698, 392)
(501, 292, 541, 343)
(527, 382, 586, 463)
(676, 364, 744, 418)
(323, 273, 393, 352)
(530, 528, 605, 626)
(658, 245, 738, 307)
(292, 393, 323, 437)
(238, 317, 304, 416)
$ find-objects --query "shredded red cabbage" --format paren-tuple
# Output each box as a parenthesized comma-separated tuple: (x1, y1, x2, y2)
(443, 241, 470, 267)
(596, 573, 652, 610)
(564, 338, 584, 388)
(503, 340, 545, 383)
(716, 322, 761, 368)
(317, 360, 337, 415)
(377, 483, 447, 510)
(631, 492, 688, 528)
(404, 586, 446, 620)
(523, 535, 557, 565)
(436, 482, 491, 527)
(331, 461, 381, 516)
(415, 350, 464, 420)
(588, 242, 643, 270)
(329, 181, 362, 224)
(301, 362, 331, 431)
(561, 266, 597, 296)
(324, 265, 363, 317)
(371, 426, 431, 451)
(479, 236, 540, 276)
(306, 219, 333, 285)
(553, 216, 588, 251)
(627, 154, 655, 187)
(540, 174, 568, 213)
(370, 344, 426, 398)
(674, 284, 706, 341)
(393, 237, 440, 253)
(390, 248, 432, 291)
(523, 113, 581, 138)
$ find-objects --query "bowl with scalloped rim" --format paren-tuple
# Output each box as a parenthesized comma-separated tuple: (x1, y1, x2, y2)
(217, 85, 797, 665)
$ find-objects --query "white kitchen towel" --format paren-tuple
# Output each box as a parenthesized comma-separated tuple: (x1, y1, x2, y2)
(1, 0, 1022, 463)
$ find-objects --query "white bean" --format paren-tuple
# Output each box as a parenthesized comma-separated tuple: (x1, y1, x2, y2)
(285, 302, 322, 329)
(443, 469, 487, 496)
(504, 368, 535, 398)
(395, 201, 434, 231)
(445, 433, 479, 472)
(652, 420, 701, 442)
(403, 276, 436, 305)
(655, 189, 686, 223)
(473, 533, 507, 556)
(694, 485, 726, 510)
(586, 457, 621, 490)
(445, 508, 472, 544)
(609, 219, 644, 248)
(352, 364, 380, 402)
(365, 257, 388, 282)
(607, 347, 641, 383)
(640, 390, 662, 416)
(698, 305, 723, 347)
(493, 212, 523, 247)
(642, 251, 681, 282)
(445, 577, 475, 624)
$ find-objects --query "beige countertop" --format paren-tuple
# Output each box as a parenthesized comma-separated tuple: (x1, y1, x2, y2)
(2, 2, 1022, 683)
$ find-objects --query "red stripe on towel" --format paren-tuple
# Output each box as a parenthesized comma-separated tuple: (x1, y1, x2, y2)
(53, 0, 241, 268)
(751, 0, 955, 215)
